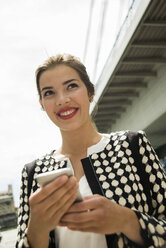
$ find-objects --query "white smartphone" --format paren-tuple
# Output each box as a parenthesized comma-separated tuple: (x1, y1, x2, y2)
(36, 168, 83, 202)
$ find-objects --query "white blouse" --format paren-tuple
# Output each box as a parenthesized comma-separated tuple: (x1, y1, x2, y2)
(55, 134, 110, 248)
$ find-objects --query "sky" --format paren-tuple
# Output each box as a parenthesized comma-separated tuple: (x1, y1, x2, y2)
(0, 0, 132, 207)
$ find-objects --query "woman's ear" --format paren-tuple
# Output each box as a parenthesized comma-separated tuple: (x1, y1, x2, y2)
(89, 94, 94, 103)
(39, 99, 44, 111)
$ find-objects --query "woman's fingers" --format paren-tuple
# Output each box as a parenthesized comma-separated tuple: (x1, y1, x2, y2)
(28, 175, 79, 232)
(30, 175, 77, 204)
(29, 175, 69, 204)
(45, 181, 78, 219)
(66, 194, 101, 213)
(52, 193, 78, 223)
(30, 176, 78, 216)
(60, 195, 102, 224)
(60, 194, 126, 235)
(60, 210, 93, 224)
(42, 176, 78, 210)
(61, 219, 95, 228)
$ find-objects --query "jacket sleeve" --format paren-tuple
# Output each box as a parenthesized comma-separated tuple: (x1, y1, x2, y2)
(133, 131, 166, 247)
(15, 165, 31, 248)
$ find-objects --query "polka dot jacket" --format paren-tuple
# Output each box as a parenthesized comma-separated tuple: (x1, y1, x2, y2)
(16, 131, 166, 248)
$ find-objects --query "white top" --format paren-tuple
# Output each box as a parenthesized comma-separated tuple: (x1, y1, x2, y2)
(55, 134, 110, 248)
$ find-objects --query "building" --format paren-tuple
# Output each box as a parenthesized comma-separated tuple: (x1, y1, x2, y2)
(0, 185, 17, 230)
(90, 0, 166, 163)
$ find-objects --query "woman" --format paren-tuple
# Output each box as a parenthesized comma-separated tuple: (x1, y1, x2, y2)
(16, 54, 166, 248)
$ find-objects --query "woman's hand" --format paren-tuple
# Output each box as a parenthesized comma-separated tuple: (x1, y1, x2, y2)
(60, 194, 144, 245)
(59, 194, 123, 234)
(27, 175, 78, 248)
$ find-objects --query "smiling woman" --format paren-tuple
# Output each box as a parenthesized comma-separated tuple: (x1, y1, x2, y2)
(16, 54, 166, 248)
(37, 56, 94, 133)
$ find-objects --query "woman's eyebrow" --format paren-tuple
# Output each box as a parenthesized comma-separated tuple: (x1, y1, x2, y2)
(63, 78, 79, 85)
(41, 86, 53, 92)
(41, 79, 79, 92)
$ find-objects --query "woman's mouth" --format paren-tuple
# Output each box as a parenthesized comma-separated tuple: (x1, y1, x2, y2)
(57, 107, 78, 120)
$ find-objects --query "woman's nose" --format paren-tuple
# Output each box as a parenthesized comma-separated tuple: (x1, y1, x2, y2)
(56, 93, 70, 106)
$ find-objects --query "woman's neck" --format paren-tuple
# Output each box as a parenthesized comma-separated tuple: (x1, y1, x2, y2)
(59, 122, 102, 156)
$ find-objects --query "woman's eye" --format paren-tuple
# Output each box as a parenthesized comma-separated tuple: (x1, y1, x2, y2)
(67, 83, 78, 90)
(43, 90, 54, 97)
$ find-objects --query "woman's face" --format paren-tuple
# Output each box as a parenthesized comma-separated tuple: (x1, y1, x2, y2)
(39, 65, 92, 132)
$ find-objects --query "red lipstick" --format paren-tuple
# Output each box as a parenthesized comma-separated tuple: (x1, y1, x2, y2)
(57, 107, 78, 120)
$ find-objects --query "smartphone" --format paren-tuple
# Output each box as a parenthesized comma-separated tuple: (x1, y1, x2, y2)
(36, 168, 83, 202)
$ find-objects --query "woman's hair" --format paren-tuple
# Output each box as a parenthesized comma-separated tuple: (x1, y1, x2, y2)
(35, 54, 95, 99)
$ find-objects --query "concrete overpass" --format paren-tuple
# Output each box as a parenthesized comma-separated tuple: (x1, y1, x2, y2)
(90, 0, 166, 158)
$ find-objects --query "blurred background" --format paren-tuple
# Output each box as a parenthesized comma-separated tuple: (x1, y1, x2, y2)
(0, 0, 166, 245)
(0, 0, 131, 208)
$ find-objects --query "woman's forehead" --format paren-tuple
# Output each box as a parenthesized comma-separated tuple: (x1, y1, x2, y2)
(41, 65, 80, 80)
(39, 65, 82, 88)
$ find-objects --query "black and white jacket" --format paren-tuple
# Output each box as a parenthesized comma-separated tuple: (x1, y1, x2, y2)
(16, 131, 166, 248)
